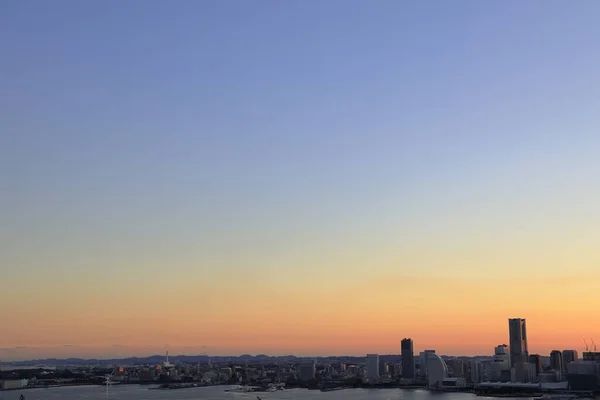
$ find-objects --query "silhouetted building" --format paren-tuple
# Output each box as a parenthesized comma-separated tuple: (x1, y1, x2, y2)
(401, 338, 415, 379)
(419, 350, 435, 377)
(509, 318, 529, 365)
(366, 354, 379, 381)
(562, 350, 578, 372)
(583, 352, 600, 361)
(529, 354, 543, 376)
(495, 345, 510, 369)
(550, 350, 563, 372)
(490, 344, 511, 382)
(509, 318, 529, 382)
(298, 362, 315, 381)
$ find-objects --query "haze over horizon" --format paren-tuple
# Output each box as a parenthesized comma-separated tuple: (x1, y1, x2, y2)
(2, 0, 600, 362)
(0, 343, 563, 363)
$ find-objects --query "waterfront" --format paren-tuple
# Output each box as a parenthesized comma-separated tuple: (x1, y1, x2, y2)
(0, 386, 552, 400)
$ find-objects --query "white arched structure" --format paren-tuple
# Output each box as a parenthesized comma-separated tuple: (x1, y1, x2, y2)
(426, 353, 449, 388)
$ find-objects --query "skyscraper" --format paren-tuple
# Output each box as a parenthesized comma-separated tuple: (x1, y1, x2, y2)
(508, 318, 529, 365)
(401, 338, 416, 379)
(419, 350, 436, 377)
(366, 354, 379, 381)
(509, 318, 529, 382)
(550, 350, 563, 372)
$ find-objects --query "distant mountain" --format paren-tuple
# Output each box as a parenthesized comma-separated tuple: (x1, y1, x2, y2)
(5, 354, 301, 367)
(5, 353, 485, 367)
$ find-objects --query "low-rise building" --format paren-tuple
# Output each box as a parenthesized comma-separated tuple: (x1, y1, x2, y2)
(1, 379, 28, 390)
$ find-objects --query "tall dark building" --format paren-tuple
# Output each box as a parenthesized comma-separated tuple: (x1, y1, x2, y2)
(508, 318, 529, 366)
(550, 350, 563, 372)
(562, 350, 578, 372)
(401, 338, 415, 379)
(528, 354, 542, 376)
(509, 318, 529, 382)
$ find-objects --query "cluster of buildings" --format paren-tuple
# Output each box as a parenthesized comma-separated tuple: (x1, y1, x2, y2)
(110, 355, 323, 385)
(472, 318, 598, 390)
(362, 342, 456, 388)
(362, 318, 600, 392)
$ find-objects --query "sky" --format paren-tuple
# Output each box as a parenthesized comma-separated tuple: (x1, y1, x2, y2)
(2, 0, 600, 361)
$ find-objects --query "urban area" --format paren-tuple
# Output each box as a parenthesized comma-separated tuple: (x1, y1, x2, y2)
(1, 318, 600, 397)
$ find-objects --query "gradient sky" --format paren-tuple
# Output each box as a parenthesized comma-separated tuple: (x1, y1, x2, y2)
(2, 0, 600, 361)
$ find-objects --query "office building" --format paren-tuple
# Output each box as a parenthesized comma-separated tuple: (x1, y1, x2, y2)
(525, 362, 539, 383)
(509, 318, 529, 365)
(509, 318, 529, 382)
(529, 354, 543, 376)
(419, 350, 436, 377)
(563, 350, 578, 371)
(583, 352, 600, 361)
(492, 344, 511, 382)
(494, 344, 510, 369)
(366, 354, 379, 381)
(550, 350, 563, 372)
(298, 362, 315, 381)
(401, 338, 416, 379)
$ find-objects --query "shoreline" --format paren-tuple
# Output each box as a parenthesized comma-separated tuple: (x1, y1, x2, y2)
(3, 383, 598, 399)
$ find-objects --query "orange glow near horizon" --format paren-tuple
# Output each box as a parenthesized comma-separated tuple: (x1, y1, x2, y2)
(3, 271, 600, 360)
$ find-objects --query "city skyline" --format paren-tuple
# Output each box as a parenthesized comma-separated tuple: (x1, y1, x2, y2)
(3, 1, 600, 360)
(0, 346, 586, 364)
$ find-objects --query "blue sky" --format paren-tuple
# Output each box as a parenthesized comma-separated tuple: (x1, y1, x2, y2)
(3, 0, 600, 277)
(2, 0, 600, 357)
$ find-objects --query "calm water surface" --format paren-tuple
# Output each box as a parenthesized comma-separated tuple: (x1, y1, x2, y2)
(0, 386, 536, 400)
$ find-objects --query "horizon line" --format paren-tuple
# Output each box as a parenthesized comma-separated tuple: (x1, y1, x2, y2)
(2, 352, 536, 364)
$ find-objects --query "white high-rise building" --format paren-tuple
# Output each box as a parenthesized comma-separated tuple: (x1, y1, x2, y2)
(366, 354, 379, 381)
